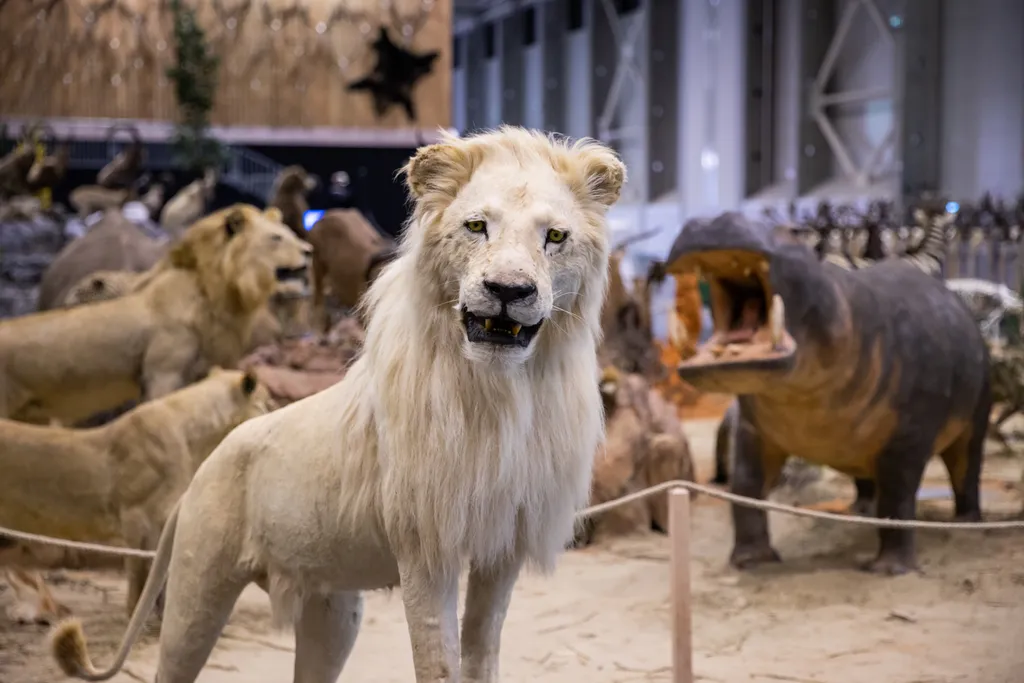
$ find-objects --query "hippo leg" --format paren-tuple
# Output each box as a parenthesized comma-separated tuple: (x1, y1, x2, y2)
(712, 405, 736, 484)
(851, 478, 876, 517)
(941, 392, 990, 523)
(729, 415, 787, 569)
(862, 433, 933, 576)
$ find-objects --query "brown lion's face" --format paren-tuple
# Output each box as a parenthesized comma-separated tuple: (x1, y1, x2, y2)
(172, 205, 313, 312)
(246, 208, 314, 300)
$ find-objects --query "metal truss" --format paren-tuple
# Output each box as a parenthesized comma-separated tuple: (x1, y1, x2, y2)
(594, 0, 647, 206)
(809, 0, 895, 186)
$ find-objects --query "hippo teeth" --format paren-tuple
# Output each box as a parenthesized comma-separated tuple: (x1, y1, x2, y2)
(770, 294, 785, 350)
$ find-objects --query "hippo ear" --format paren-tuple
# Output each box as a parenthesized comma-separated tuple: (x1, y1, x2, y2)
(240, 371, 258, 396)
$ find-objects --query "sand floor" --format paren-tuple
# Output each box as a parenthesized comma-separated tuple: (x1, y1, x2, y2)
(3, 404, 1024, 683)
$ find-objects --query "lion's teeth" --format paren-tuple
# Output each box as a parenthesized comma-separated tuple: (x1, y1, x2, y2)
(484, 318, 493, 331)
(770, 294, 785, 349)
(512, 323, 522, 335)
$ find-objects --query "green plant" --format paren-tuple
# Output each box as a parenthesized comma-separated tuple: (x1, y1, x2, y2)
(166, 0, 227, 173)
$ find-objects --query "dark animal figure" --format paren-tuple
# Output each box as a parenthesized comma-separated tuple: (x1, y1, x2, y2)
(0, 144, 36, 197)
(26, 142, 70, 193)
(97, 128, 144, 189)
(667, 212, 990, 575)
(37, 211, 167, 311)
(268, 165, 319, 240)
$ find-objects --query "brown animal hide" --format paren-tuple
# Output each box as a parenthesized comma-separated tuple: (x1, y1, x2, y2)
(308, 208, 397, 329)
(583, 369, 696, 544)
(238, 315, 365, 407)
(37, 211, 167, 311)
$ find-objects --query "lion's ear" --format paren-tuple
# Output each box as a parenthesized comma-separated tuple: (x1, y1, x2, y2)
(571, 142, 627, 208)
(403, 141, 472, 200)
(264, 206, 283, 222)
(240, 371, 259, 396)
(225, 208, 247, 238)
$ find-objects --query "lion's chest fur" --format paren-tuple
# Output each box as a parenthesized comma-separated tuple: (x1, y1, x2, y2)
(371, 340, 602, 573)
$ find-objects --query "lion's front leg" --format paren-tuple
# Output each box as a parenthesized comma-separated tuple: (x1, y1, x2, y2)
(398, 558, 461, 682)
(460, 557, 523, 683)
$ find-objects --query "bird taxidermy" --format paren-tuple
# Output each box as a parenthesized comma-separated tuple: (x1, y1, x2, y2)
(347, 26, 439, 122)
(97, 123, 145, 190)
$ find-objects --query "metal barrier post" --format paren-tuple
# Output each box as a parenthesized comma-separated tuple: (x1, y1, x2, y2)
(669, 487, 693, 683)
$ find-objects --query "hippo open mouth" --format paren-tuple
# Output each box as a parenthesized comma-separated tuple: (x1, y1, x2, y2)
(670, 249, 797, 375)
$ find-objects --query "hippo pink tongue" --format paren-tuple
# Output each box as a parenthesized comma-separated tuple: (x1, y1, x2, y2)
(721, 328, 756, 343)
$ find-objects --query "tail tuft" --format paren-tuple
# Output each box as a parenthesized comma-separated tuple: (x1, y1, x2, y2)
(50, 618, 93, 677)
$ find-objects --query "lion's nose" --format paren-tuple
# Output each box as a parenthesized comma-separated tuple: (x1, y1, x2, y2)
(484, 280, 537, 304)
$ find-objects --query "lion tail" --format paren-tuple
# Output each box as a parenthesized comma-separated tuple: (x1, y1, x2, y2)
(50, 500, 182, 681)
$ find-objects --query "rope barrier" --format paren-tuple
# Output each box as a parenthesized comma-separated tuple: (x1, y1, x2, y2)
(1, 479, 1022, 561)
(579, 480, 1024, 529)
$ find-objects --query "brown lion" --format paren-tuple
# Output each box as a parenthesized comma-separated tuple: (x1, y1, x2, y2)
(1, 368, 271, 624)
(0, 204, 310, 425)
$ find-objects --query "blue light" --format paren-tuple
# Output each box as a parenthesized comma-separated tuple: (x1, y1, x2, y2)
(889, 14, 903, 28)
(945, 201, 960, 214)
(303, 209, 325, 231)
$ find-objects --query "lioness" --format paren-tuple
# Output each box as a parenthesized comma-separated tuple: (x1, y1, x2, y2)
(54, 126, 625, 683)
(1, 369, 270, 624)
(0, 205, 310, 425)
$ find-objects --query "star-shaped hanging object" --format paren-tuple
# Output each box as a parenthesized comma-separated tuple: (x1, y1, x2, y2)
(347, 27, 439, 122)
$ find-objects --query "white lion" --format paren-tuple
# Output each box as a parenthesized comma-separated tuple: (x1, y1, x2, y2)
(53, 126, 625, 683)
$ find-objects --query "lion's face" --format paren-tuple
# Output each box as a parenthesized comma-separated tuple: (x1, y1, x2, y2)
(171, 205, 313, 312)
(254, 208, 314, 299)
(405, 128, 626, 367)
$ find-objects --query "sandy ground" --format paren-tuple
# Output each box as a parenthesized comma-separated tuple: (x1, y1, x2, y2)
(3, 397, 1024, 683)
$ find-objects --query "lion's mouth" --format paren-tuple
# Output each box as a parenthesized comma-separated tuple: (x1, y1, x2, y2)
(462, 308, 543, 348)
(276, 265, 308, 283)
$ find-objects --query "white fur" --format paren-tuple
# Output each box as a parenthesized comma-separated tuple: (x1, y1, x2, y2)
(53, 126, 626, 683)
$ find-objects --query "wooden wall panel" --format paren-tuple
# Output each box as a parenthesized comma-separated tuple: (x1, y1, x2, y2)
(0, 0, 451, 131)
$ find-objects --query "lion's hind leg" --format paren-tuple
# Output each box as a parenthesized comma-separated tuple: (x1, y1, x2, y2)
(152, 518, 250, 682)
(293, 591, 364, 683)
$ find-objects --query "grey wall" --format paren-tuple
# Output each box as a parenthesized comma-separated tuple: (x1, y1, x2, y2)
(453, 0, 1024, 227)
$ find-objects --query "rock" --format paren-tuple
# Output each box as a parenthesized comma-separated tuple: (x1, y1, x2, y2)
(238, 315, 365, 408)
(0, 212, 71, 318)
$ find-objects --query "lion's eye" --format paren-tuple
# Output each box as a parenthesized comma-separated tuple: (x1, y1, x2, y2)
(465, 219, 487, 234)
(546, 228, 568, 244)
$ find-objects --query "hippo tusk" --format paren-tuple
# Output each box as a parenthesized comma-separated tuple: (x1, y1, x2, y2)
(770, 294, 785, 350)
